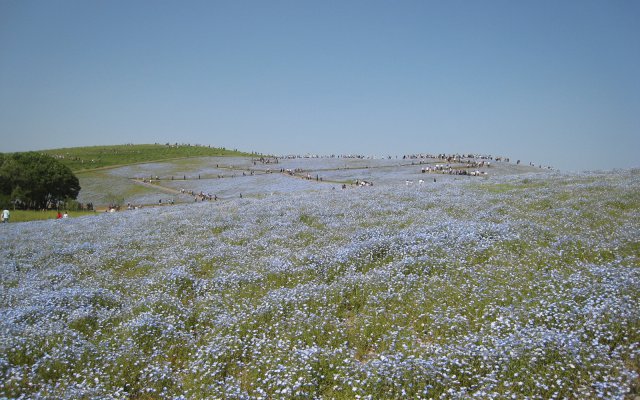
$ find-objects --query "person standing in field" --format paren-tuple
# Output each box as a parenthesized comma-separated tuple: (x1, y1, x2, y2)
(2, 209, 9, 223)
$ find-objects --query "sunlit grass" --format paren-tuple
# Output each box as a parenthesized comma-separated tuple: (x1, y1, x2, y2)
(4, 209, 98, 222)
(41, 143, 253, 172)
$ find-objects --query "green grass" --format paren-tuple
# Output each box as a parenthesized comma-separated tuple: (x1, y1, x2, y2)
(77, 170, 168, 200)
(474, 179, 547, 194)
(299, 213, 325, 230)
(4, 210, 98, 223)
(40, 143, 254, 172)
(2, 144, 256, 214)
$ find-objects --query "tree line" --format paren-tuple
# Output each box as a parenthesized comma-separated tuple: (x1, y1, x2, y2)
(0, 152, 80, 210)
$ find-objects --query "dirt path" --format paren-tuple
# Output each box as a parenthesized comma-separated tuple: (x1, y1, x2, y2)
(130, 178, 184, 195)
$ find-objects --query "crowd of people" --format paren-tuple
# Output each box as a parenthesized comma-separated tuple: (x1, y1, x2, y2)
(354, 180, 374, 187)
(87, 151, 557, 213)
(421, 162, 489, 176)
(179, 189, 217, 202)
(403, 153, 496, 162)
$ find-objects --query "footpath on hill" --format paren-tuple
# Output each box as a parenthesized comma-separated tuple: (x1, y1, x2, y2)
(69, 150, 551, 214)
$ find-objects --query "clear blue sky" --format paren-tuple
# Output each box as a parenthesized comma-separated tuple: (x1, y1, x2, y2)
(1, 1, 638, 171)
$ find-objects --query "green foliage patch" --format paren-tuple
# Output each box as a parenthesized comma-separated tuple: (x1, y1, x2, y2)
(41, 144, 253, 172)
(5, 210, 97, 222)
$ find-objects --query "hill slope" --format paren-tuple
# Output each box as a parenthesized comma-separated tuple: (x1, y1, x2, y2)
(72, 152, 545, 208)
(41, 143, 254, 172)
(1, 170, 639, 398)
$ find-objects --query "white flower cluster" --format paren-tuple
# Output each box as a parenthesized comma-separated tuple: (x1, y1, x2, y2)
(1, 170, 639, 399)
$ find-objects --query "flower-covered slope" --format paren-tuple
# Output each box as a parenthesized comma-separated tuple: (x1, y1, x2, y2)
(1, 170, 639, 399)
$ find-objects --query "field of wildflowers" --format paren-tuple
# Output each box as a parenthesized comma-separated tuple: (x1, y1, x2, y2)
(76, 155, 538, 206)
(1, 168, 639, 399)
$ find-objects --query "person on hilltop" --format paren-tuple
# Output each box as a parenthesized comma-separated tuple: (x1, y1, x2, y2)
(1, 209, 8, 223)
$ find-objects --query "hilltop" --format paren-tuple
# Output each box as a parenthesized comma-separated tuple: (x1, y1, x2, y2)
(40, 143, 254, 172)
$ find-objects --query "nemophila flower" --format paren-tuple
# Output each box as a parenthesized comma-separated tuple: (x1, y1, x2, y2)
(1, 169, 639, 398)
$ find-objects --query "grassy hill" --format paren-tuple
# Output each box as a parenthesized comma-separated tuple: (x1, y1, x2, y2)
(41, 143, 254, 172)
(6, 144, 546, 215)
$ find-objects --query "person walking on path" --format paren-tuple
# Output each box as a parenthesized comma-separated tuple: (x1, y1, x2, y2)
(2, 209, 9, 223)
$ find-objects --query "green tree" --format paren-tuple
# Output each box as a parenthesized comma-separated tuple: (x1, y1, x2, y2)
(0, 152, 80, 209)
(0, 154, 9, 208)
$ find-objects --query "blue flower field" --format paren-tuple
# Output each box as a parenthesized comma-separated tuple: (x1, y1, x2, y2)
(1, 167, 639, 399)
